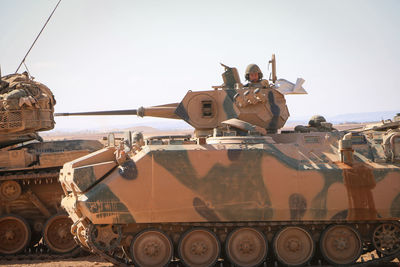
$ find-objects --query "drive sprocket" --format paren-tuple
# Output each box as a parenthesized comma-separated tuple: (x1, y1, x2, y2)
(87, 224, 122, 252)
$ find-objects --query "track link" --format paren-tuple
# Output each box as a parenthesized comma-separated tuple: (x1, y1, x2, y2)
(0, 245, 85, 262)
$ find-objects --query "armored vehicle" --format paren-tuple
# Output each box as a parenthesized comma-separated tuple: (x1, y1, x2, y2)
(58, 56, 400, 266)
(0, 73, 103, 256)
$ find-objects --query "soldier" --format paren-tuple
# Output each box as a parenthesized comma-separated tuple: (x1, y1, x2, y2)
(244, 64, 269, 88)
(294, 115, 337, 133)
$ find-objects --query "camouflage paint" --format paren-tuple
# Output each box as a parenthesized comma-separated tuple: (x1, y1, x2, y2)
(174, 102, 190, 122)
(223, 68, 239, 89)
(353, 146, 374, 162)
(193, 197, 221, 221)
(73, 166, 97, 192)
(153, 149, 273, 221)
(310, 169, 343, 219)
(61, 133, 400, 225)
(147, 141, 399, 222)
(83, 183, 135, 224)
(373, 168, 394, 183)
(222, 90, 238, 119)
(289, 193, 307, 220)
(267, 91, 280, 131)
(391, 193, 400, 217)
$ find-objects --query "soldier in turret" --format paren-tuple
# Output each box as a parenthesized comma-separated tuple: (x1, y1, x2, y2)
(244, 64, 269, 88)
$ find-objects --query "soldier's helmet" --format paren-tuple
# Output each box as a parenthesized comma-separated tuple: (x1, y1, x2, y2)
(308, 115, 326, 127)
(245, 64, 263, 81)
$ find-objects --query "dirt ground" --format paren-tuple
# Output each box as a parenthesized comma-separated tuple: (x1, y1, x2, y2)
(0, 255, 113, 267)
(0, 254, 398, 267)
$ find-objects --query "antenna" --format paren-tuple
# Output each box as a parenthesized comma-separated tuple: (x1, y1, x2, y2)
(0, 65, 4, 90)
(15, 0, 62, 73)
(268, 54, 277, 83)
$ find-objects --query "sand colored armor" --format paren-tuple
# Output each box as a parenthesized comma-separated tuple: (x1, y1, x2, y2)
(57, 56, 400, 266)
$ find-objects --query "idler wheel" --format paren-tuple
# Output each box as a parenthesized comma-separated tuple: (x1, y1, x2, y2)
(178, 228, 220, 267)
(0, 181, 21, 201)
(0, 214, 31, 255)
(43, 213, 77, 253)
(225, 227, 267, 267)
(320, 224, 362, 265)
(131, 229, 173, 267)
(372, 223, 400, 255)
(273, 226, 314, 266)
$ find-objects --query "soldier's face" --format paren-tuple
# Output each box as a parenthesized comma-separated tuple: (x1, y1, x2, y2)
(249, 72, 259, 82)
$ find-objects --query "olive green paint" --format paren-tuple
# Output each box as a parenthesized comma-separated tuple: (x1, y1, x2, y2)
(153, 149, 273, 221)
(84, 183, 135, 224)
(174, 102, 190, 122)
(73, 166, 97, 192)
(148, 140, 399, 222)
(222, 90, 237, 119)
(390, 193, 400, 217)
(374, 168, 399, 183)
(310, 169, 343, 219)
(265, 143, 345, 219)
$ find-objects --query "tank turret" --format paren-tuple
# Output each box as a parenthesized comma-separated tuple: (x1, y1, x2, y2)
(0, 72, 55, 148)
(56, 55, 307, 135)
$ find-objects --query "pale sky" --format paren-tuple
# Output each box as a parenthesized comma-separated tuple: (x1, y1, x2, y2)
(1, 0, 399, 131)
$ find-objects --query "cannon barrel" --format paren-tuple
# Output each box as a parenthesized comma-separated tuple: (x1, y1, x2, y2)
(55, 105, 181, 120)
(55, 109, 138, 116)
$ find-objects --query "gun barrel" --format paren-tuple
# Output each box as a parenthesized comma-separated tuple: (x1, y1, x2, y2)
(55, 105, 180, 120)
(55, 109, 138, 116)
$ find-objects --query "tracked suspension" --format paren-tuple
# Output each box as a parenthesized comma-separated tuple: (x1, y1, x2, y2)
(79, 220, 400, 267)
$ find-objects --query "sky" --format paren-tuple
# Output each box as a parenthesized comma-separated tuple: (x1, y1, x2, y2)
(1, 0, 399, 131)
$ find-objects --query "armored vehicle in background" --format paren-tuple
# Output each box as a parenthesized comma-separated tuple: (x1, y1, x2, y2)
(0, 73, 103, 256)
(58, 56, 400, 266)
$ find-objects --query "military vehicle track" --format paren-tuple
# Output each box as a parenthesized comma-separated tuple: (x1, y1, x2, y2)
(78, 221, 400, 267)
(0, 168, 79, 256)
(0, 246, 84, 262)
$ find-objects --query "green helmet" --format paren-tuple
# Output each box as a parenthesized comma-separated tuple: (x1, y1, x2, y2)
(245, 64, 263, 81)
(308, 115, 326, 127)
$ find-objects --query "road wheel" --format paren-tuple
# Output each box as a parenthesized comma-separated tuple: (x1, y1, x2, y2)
(0, 214, 31, 254)
(178, 228, 220, 267)
(273, 226, 314, 266)
(131, 229, 173, 267)
(225, 227, 267, 267)
(43, 213, 77, 253)
(320, 224, 362, 265)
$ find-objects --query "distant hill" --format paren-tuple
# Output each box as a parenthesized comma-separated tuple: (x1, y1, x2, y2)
(327, 111, 399, 124)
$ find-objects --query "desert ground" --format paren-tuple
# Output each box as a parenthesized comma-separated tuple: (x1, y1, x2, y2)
(0, 255, 112, 267)
(1, 254, 398, 267)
